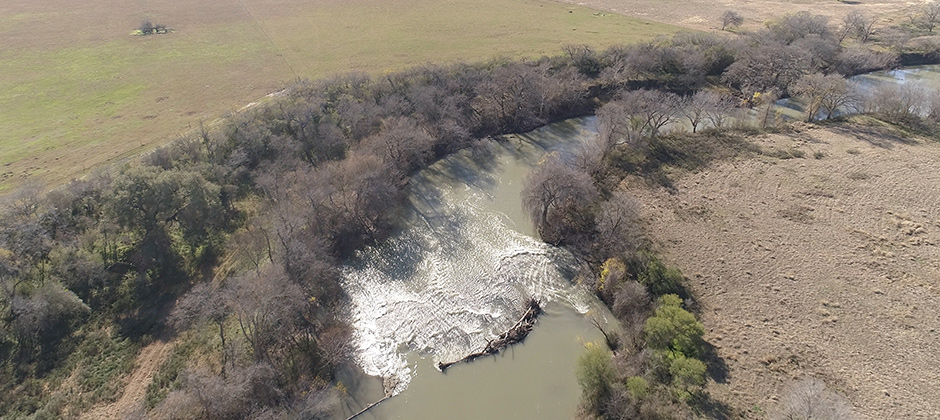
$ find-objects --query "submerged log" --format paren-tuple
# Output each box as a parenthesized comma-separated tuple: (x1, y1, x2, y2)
(345, 395, 391, 420)
(438, 298, 542, 372)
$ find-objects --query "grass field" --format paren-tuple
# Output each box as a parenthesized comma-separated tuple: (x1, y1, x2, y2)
(0, 0, 681, 192)
(555, 0, 915, 32)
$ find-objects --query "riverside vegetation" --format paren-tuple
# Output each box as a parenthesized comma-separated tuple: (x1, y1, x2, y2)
(4, 8, 940, 420)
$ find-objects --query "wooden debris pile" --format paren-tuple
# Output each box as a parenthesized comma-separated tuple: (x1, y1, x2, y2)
(438, 298, 542, 371)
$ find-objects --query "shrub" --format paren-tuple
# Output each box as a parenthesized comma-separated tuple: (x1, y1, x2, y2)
(667, 353, 707, 400)
(773, 377, 857, 420)
(644, 294, 704, 357)
(636, 252, 686, 298)
(720, 11, 744, 31)
(577, 342, 616, 414)
(597, 257, 627, 302)
(625, 376, 650, 400)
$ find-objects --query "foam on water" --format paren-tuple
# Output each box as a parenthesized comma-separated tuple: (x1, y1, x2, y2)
(342, 181, 587, 396)
(341, 118, 600, 396)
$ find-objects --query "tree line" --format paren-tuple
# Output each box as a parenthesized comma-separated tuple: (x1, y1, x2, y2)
(4, 9, 939, 418)
(514, 10, 940, 420)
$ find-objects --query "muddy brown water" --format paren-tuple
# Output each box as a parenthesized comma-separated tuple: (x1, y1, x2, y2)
(334, 64, 939, 420)
(335, 117, 613, 419)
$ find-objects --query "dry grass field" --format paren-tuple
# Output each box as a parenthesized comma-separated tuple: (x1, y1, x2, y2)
(626, 121, 940, 419)
(558, 0, 919, 32)
(0, 0, 681, 192)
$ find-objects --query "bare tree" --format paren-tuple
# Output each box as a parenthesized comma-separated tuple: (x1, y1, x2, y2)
(854, 13, 877, 43)
(704, 92, 738, 129)
(473, 63, 585, 133)
(597, 100, 649, 150)
(819, 80, 857, 120)
(2, 180, 43, 219)
(832, 48, 899, 75)
(791, 73, 854, 121)
(229, 265, 305, 362)
(301, 152, 401, 252)
(572, 139, 606, 176)
(522, 153, 598, 244)
(840, 11, 877, 43)
(152, 363, 283, 420)
(754, 90, 782, 129)
(837, 12, 858, 43)
(723, 42, 813, 95)
(767, 11, 833, 44)
(864, 82, 929, 122)
(369, 117, 436, 171)
(720, 10, 744, 31)
(681, 91, 712, 133)
(921, 1, 940, 33)
(564, 44, 602, 76)
(595, 191, 642, 257)
(926, 90, 940, 123)
(612, 281, 650, 349)
(6, 282, 89, 350)
(879, 26, 911, 52)
(171, 282, 232, 374)
(773, 377, 856, 420)
(597, 90, 681, 150)
(315, 322, 354, 368)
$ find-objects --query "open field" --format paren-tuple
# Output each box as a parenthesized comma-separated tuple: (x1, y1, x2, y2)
(0, 0, 681, 192)
(558, 0, 919, 32)
(626, 122, 940, 418)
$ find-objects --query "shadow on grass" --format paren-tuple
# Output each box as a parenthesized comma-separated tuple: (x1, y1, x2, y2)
(701, 340, 730, 384)
(690, 391, 736, 420)
(607, 128, 761, 192)
(821, 116, 924, 149)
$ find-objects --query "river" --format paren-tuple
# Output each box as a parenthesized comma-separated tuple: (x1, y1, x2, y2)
(334, 64, 940, 420)
(776, 64, 940, 120)
(335, 117, 611, 419)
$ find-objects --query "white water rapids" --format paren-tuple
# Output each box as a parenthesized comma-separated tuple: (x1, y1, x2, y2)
(340, 118, 598, 395)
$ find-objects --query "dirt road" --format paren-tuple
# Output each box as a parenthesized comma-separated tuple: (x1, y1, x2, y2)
(80, 339, 173, 419)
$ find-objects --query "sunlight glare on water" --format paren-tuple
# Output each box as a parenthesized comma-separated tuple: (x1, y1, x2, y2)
(340, 118, 598, 395)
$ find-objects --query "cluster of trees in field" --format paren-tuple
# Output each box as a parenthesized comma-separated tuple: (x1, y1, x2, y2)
(5, 7, 938, 418)
(138, 21, 169, 35)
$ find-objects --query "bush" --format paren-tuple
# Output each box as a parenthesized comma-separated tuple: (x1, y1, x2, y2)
(577, 343, 617, 414)
(597, 257, 627, 303)
(667, 353, 707, 400)
(625, 376, 650, 399)
(773, 377, 857, 420)
(73, 330, 139, 404)
(644, 294, 704, 357)
(636, 252, 686, 298)
(138, 20, 168, 35)
(720, 11, 744, 31)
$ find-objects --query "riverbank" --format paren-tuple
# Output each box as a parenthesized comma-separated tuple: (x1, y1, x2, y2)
(625, 120, 940, 418)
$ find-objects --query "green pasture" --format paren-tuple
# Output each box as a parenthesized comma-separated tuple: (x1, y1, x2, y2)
(0, 0, 681, 192)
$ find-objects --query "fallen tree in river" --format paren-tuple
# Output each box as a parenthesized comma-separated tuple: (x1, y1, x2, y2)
(438, 298, 543, 371)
